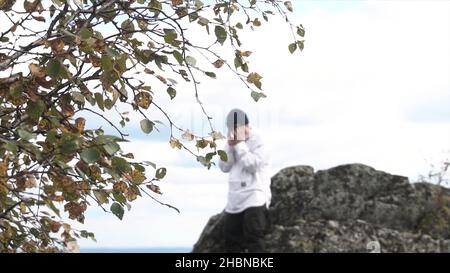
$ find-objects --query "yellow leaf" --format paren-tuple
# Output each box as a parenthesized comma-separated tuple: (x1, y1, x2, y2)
(134, 91, 152, 109)
(147, 184, 162, 194)
(20, 202, 27, 214)
(171, 0, 183, 6)
(75, 117, 86, 133)
(50, 38, 65, 53)
(0, 161, 7, 184)
(181, 130, 194, 141)
(24, 174, 37, 188)
(29, 63, 46, 78)
(113, 181, 128, 193)
(61, 103, 75, 117)
(49, 221, 62, 233)
(212, 59, 225, 68)
(62, 223, 71, 232)
(240, 51, 252, 57)
(125, 186, 139, 201)
(130, 169, 146, 184)
(169, 138, 182, 149)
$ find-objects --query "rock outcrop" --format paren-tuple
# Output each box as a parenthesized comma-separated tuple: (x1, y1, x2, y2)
(193, 163, 450, 253)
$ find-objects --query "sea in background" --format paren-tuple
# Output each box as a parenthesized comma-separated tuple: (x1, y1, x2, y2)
(81, 247, 192, 253)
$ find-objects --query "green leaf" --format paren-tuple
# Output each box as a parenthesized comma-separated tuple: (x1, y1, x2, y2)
(110, 202, 124, 220)
(205, 152, 216, 162)
(205, 72, 216, 78)
(155, 167, 167, 179)
(234, 55, 243, 69)
(186, 56, 196, 66)
(80, 147, 101, 163)
(140, 119, 154, 134)
(251, 91, 267, 102)
(30, 228, 40, 238)
(297, 40, 305, 51)
(133, 163, 144, 172)
(189, 12, 199, 22)
(26, 100, 45, 121)
(167, 87, 176, 99)
(195, 0, 204, 9)
(105, 47, 120, 58)
(104, 98, 113, 110)
(196, 139, 208, 149)
(143, 160, 157, 169)
(214, 25, 227, 45)
(149, 0, 162, 13)
(94, 93, 104, 111)
(253, 18, 261, 27)
(255, 80, 262, 90)
(218, 150, 228, 162)
(247, 72, 262, 85)
(80, 28, 93, 40)
(173, 50, 183, 65)
(167, 78, 178, 86)
(112, 156, 132, 174)
(101, 55, 113, 72)
(288, 42, 297, 54)
(284, 1, 293, 12)
(241, 63, 249, 73)
(197, 156, 209, 167)
(297, 26, 305, 37)
(60, 136, 79, 154)
(163, 28, 177, 44)
(17, 128, 36, 141)
(121, 19, 135, 38)
(93, 190, 109, 204)
(72, 91, 85, 104)
(4, 141, 18, 154)
(103, 142, 120, 155)
(95, 134, 128, 144)
(198, 17, 209, 26)
(45, 59, 62, 78)
(112, 190, 127, 204)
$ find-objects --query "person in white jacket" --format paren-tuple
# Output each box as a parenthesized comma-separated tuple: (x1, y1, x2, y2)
(218, 109, 271, 253)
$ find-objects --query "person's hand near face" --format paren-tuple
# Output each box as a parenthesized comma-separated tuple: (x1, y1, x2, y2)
(227, 126, 251, 146)
(227, 130, 240, 146)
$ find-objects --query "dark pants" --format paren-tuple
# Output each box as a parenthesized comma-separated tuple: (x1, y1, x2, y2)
(224, 204, 269, 253)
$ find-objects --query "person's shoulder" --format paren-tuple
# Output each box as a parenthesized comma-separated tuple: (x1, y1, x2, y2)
(248, 129, 264, 146)
(248, 129, 270, 159)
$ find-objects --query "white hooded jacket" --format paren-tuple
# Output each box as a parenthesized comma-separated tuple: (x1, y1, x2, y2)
(218, 130, 271, 213)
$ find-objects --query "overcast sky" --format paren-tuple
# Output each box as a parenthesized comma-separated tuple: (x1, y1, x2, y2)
(11, 0, 448, 249)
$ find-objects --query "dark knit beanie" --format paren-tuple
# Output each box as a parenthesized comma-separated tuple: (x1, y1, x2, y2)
(226, 108, 249, 130)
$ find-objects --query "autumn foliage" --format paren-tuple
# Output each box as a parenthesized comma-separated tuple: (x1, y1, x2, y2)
(0, 0, 303, 252)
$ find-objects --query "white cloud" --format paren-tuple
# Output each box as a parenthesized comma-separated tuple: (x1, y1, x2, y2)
(263, 121, 450, 180)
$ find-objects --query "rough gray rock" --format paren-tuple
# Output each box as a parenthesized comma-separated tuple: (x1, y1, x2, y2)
(192, 163, 450, 253)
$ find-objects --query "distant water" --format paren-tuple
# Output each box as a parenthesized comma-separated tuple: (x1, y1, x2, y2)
(81, 247, 191, 253)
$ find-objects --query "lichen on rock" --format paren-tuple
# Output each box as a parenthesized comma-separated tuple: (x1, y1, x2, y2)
(192, 163, 450, 253)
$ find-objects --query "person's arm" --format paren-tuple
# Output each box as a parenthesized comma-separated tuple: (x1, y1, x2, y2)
(233, 138, 266, 173)
(218, 142, 236, 173)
